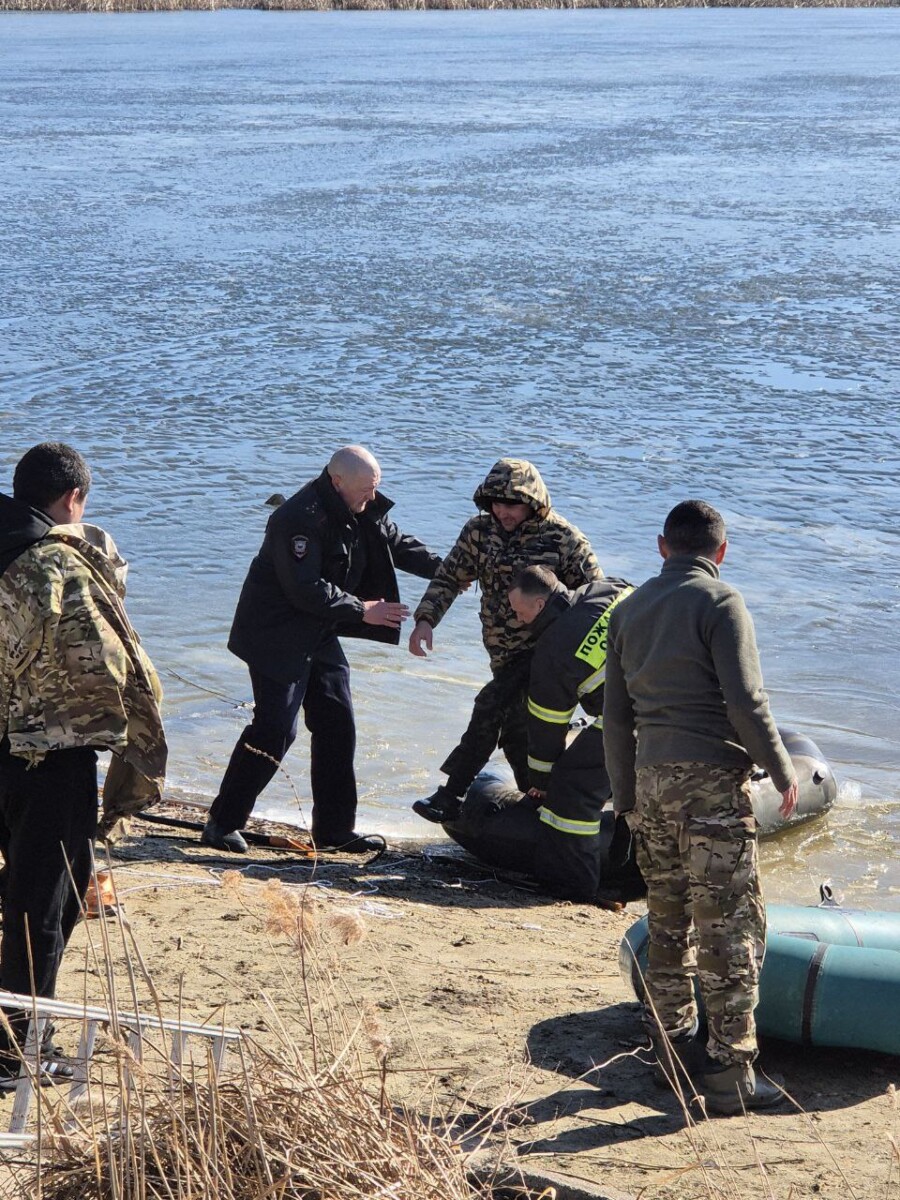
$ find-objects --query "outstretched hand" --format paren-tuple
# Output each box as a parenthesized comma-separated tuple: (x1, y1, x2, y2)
(362, 599, 409, 629)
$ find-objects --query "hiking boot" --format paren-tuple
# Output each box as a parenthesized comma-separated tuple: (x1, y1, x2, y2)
(200, 819, 248, 854)
(315, 832, 384, 855)
(595, 876, 648, 906)
(698, 1061, 785, 1115)
(412, 786, 462, 825)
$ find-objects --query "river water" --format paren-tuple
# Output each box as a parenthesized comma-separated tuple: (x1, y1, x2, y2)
(1, 8, 898, 906)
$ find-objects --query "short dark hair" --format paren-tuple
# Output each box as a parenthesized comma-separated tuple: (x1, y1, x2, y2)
(663, 500, 726, 557)
(13, 442, 92, 510)
(510, 564, 559, 597)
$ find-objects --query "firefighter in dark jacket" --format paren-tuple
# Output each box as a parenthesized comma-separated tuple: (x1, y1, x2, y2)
(509, 565, 634, 900)
(203, 446, 442, 855)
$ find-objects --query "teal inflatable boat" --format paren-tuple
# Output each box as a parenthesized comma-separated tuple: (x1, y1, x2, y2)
(620, 898, 900, 1056)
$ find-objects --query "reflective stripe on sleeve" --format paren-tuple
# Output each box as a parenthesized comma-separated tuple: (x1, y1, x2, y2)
(592, 715, 603, 729)
(527, 755, 554, 774)
(576, 666, 605, 697)
(538, 806, 602, 836)
(527, 698, 577, 724)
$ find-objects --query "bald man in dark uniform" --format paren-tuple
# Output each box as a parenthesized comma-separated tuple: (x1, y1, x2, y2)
(203, 446, 442, 854)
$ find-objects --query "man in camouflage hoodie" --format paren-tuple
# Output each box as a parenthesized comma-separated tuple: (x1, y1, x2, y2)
(0, 443, 166, 1086)
(409, 459, 602, 822)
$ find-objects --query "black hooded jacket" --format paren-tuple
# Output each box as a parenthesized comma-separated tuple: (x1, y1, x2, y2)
(228, 469, 442, 684)
(526, 577, 635, 792)
(0, 493, 53, 577)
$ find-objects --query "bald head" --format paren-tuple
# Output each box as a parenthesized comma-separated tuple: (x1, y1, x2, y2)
(327, 445, 382, 513)
(327, 445, 378, 478)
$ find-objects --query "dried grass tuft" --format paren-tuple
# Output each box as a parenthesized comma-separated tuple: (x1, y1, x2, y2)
(363, 1002, 394, 1066)
(261, 878, 321, 948)
(219, 869, 245, 895)
(28, 1036, 479, 1200)
(329, 908, 367, 947)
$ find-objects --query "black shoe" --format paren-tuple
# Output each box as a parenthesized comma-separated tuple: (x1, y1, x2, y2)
(0, 1054, 75, 1093)
(412, 786, 462, 825)
(200, 819, 248, 854)
(595, 876, 648, 906)
(698, 1061, 786, 1115)
(316, 832, 385, 855)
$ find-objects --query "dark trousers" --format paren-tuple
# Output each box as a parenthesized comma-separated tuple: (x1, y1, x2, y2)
(0, 742, 98, 1049)
(210, 637, 357, 844)
(537, 725, 610, 900)
(440, 652, 532, 797)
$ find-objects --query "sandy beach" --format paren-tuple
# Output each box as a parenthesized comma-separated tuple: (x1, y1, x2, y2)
(23, 805, 895, 1200)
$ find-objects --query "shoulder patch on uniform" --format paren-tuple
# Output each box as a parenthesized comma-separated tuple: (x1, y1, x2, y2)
(575, 616, 608, 669)
(291, 536, 309, 560)
(574, 587, 635, 667)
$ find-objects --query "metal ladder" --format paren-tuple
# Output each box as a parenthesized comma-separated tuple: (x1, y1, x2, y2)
(0, 990, 241, 1147)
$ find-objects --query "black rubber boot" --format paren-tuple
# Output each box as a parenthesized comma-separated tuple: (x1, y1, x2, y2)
(699, 1062, 785, 1115)
(412, 785, 462, 825)
(200, 819, 249, 854)
(316, 832, 384, 854)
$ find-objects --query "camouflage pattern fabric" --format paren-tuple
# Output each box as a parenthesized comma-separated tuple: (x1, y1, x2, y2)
(627, 762, 765, 1067)
(0, 523, 167, 829)
(414, 459, 602, 667)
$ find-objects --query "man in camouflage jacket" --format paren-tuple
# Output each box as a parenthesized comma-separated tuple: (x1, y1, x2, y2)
(0, 443, 166, 1083)
(409, 458, 602, 822)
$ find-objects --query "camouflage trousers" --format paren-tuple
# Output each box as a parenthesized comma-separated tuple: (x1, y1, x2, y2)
(628, 763, 766, 1067)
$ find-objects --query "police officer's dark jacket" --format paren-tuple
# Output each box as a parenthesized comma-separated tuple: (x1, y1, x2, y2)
(228, 469, 442, 684)
(526, 577, 634, 793)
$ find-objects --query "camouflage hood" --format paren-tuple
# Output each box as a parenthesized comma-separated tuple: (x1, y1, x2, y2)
(415, 466, 601, 666)
(473, 459, 552, 520)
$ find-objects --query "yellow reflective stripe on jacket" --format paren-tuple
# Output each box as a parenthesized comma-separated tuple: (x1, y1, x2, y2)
(527, 698, 577, 725)
(576, 666, 605, 697)
(527, 755, 554, 774)
(574, 586, 635, 670)
(592, 715, 603, 729)
(538, 806, 602, 837)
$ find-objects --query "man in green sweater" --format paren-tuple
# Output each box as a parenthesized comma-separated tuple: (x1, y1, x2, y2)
(603, 500, 798, 1116)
